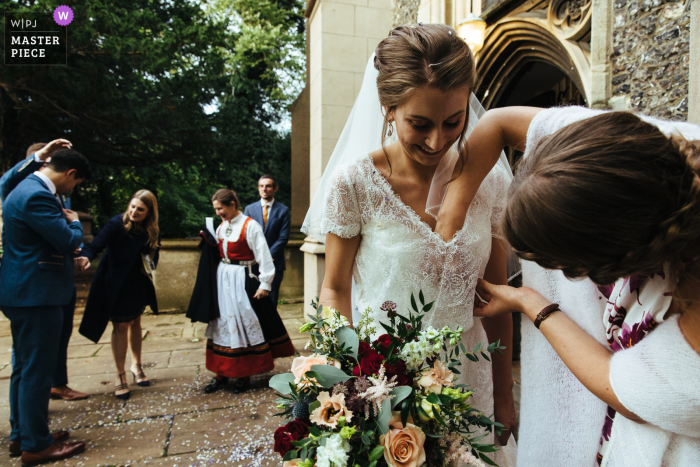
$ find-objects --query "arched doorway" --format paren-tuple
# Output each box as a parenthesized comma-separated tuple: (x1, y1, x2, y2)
(476, 19, 588, 167)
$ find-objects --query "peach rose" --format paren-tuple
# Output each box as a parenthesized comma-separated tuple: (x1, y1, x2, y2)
(290, 355, 341, 386)
(309, 391, 353, 429)
(418, 359, 454, 394)
(380, 412, 426, 467)
(282, 461, 300, 467)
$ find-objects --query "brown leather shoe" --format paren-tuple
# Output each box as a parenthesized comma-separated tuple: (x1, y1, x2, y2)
(50, 386, 89, 401)
(9, 431, 70, 457)
(21, 441, 85, 466)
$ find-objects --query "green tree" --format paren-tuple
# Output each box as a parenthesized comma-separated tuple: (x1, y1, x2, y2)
(0, 0, 305, 237)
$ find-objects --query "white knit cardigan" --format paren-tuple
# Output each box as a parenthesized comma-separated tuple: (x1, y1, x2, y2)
(604, 315, 700, 467)
(516, 107, 700, 467)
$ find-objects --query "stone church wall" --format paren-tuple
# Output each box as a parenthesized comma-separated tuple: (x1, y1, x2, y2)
(612, 0, 692, 120)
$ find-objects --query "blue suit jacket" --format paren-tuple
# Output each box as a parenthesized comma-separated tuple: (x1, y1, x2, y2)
(0, 154, 71, 208)
(244, 200, 290, 271)
(0, 174, 83, 307)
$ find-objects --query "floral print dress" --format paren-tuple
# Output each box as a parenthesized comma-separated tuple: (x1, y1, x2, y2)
(595, 267, 674, 465)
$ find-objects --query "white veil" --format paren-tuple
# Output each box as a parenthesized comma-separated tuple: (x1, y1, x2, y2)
(301, 54, 513, 242)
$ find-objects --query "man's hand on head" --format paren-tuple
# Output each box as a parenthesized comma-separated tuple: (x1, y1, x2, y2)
(35, 139, 71, 161)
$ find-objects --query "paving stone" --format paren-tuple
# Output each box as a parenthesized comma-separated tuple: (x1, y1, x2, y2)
(59, 373, 121, 397)
(147, 327, 185, 339)
(66, 352, 170, 377)
(168, 349, 206, 368)
(137, 338, 207, 353)
(49, 393, 123, 430)
(0, 406, 10, 436)
(67, 344, 103, 359)
(168, 403, 278, 456)
(42, 417, 171, 466)
(143, 365, 199, 389)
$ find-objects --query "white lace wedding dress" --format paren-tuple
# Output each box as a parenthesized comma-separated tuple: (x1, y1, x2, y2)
(322, 154, 511, 462)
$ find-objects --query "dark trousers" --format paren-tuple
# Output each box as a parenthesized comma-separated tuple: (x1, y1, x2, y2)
(270, 269, 284, 306)
(52, 288, 76, 388)
(3, 306, 62, 453)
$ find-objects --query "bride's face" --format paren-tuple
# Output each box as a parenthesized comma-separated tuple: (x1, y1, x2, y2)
(390, 85, 469, 167)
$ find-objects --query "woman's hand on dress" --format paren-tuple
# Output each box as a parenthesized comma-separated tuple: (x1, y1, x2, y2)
(74, 256, 90, 271)
(474, 279, 550, 319)
(254, 288, 269, 300)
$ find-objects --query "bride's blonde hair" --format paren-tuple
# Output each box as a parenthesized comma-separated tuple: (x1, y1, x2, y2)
(374, 23, 477, 176)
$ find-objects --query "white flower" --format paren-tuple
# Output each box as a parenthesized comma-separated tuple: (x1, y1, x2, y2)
(316, 433, 351, 467)
(421, 326, 440, 341)
(400, 337, 437, 370)
(357, 365, 397, 414)
(357, 307, 377, 341)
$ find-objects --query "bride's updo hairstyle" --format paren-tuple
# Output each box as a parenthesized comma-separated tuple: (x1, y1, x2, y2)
(502, 112, 700, 286)
(374, 23, 476, 171)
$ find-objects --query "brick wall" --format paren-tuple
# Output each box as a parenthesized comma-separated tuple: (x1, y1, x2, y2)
(612, 0, 692, 120)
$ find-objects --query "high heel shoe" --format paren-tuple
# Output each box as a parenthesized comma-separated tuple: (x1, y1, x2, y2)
(115, 373, 131, 400)
(130, 363, 150, 387)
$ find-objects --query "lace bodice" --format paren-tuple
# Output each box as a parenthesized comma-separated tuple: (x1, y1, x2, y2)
(322, 154, 509, 333)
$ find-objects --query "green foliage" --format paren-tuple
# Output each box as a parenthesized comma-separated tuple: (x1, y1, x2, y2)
(0, 0, 305, 237)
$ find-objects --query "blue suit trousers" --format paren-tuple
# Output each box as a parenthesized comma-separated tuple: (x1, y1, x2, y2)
(52, 288, 76, 387)
(3, 306, 62, 453)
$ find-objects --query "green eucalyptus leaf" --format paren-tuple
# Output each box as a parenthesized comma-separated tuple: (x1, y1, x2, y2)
(269, 373, 296, 394)
(283, 450, 298, 461)
(376, 398, 392, 434)
(308, 365, 351, 388)
(336, 326, 359, 360)
(426, 393, 442, 405)
(309, 400, 321, 414)
(390, 386, 413, 410)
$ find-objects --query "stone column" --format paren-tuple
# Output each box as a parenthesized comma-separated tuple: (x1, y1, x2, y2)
(304, 0, 394, 316)
(590, 0, 613, 108)
(690, 0, 700, 124)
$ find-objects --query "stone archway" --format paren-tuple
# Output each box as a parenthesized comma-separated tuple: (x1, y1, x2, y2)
(476, 19, 588, 110)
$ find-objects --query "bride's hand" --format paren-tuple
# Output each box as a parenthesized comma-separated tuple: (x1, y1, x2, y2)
(493, 390, 516, 446)
(474, 279, 548, 318)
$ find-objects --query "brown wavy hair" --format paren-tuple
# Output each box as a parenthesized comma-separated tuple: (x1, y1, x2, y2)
(374, 23, 477, 176)
(503, 111, 700, 286)
(122, 190, 159, 252)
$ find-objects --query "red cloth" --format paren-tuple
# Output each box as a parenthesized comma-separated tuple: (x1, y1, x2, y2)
(206, 339, 274, 378)
(218, 217, 255, 261)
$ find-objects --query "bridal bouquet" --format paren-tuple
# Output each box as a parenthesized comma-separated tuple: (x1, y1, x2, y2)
(269, 293, 505, 467)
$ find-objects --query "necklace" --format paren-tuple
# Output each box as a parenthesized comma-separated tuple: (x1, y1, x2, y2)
(225, 222, 233, 237)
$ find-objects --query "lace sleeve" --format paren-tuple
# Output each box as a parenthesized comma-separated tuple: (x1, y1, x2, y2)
(320, 165, 362, 239)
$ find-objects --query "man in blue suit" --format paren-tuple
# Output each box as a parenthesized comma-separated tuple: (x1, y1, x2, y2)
(244, 174, 290, 306)
(0, 149, 88, 464)
(0, 139, 88, 402)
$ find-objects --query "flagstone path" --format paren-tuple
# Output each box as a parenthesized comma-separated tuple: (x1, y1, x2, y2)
(0, 304, 520, 467)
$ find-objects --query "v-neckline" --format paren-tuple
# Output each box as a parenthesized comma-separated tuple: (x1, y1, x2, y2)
(364, 154, 469, 245)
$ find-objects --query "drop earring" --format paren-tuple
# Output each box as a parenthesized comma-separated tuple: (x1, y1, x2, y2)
(387, 121, 394, 137)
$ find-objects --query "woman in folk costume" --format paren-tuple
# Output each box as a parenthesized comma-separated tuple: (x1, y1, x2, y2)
(187, 188, 295, 394)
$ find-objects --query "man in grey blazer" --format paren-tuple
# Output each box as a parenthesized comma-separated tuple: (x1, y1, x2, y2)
(244, 174, 291, 306)
(0, 149, 89, 464)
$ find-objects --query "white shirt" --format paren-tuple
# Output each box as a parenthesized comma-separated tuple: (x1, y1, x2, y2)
(260, 198, 275, 209)
(34, 170, 56, 195)
(216, 213, 275, 290)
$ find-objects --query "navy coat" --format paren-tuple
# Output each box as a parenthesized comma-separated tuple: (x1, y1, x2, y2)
(244, 201, 290, 271)
(78, 214, 159, 343)
(0, 174, 83, 307)
(0, 154, 71, 208)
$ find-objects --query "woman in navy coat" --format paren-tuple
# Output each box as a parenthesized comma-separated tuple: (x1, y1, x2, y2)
(77, 190, 160, 399)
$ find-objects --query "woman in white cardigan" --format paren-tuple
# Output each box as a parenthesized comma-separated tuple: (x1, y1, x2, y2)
(434, 106, 700, 466)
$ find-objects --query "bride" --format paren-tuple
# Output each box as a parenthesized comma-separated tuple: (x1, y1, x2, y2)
(302, 24, 521, 459)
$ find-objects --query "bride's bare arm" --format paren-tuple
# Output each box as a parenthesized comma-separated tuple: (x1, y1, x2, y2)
(319, 233, 361, 323)
(479, 238, 516, 445)
(435, 107, 543, 241)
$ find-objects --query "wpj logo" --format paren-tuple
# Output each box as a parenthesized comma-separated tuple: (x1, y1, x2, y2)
(4, 7, 72, 65)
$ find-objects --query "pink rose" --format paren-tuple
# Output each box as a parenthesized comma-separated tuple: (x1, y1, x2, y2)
(380, 412, 426, 467)
(418, 359, 454, 394)
(309, 391, 353, 429)
(290, 355, 341, 386)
